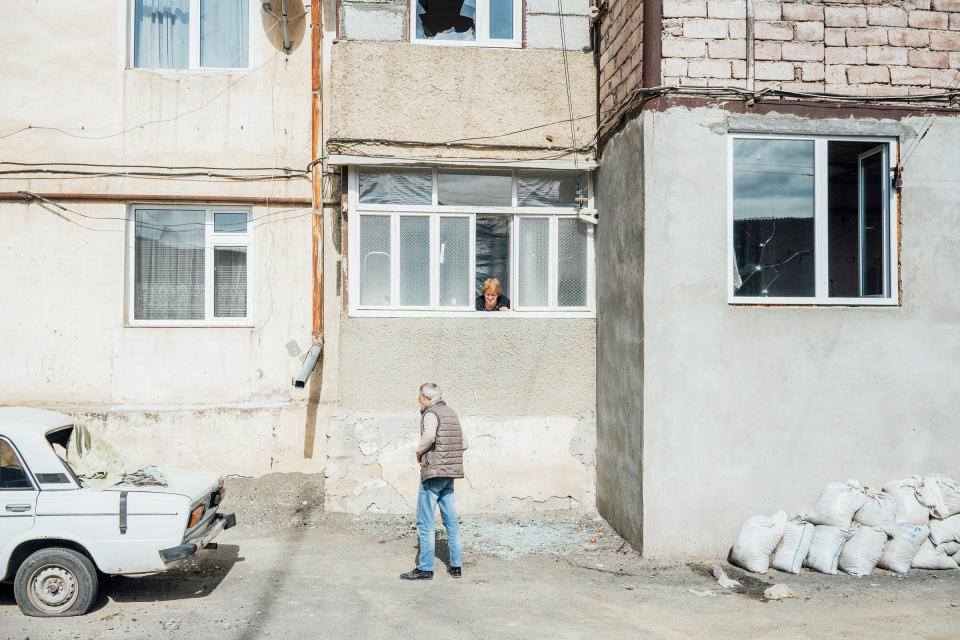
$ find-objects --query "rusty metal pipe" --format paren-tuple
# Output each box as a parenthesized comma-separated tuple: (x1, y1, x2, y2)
(311, 0, 324, 340)
(642, 0, 663, 89)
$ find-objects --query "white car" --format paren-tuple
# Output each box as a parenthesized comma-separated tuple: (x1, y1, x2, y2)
(0, 407, 236, 616)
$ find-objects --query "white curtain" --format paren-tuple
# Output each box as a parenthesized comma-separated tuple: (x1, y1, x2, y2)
(214, 247, 247, 317)
(134, 0, 190, 68)
(134, 210, 205, 320)
(201, 0, 249, 68)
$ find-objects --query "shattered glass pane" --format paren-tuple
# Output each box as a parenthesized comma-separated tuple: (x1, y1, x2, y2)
(399, 216, 431, 306)
(438, 169, 511, 207)
(475, 215, 510, 298)
(415, 0, 476, 41)
(359, 167, 432, 205)
(214, 246, 247, 318)
(517, 170, 584, 207)
(359, 215, 391, 306)
(489, 0, 513, 39)
(439, 217, 470, 307)
(558, 219, 588, 307)
(732, 139, 815, 298)
(517, 218, 549, 307)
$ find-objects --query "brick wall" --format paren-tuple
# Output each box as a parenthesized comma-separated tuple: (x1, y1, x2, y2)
(599, 0, 644, 117)
(661, 0, 960, 94)
(598, 0, 960, 111)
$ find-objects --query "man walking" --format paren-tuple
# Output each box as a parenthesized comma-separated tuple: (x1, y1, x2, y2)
(400, 382, 466, 580)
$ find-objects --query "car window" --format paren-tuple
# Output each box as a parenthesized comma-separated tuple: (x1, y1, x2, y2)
(0, 440, 32, 490)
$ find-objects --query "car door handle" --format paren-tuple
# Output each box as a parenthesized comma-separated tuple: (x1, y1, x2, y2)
(5, 504, 31, 513)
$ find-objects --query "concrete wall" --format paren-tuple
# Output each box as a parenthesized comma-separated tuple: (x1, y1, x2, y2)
(0, 1, 318, 476)
(338, 0, 591, 50)
(327, 317, 597, 512)
(594, 118, 645, 552)
(328, 40, 596, 161)
(596, 107, 960, 557)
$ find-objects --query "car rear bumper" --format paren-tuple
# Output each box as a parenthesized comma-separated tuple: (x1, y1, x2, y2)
(159, 512, 236, 564)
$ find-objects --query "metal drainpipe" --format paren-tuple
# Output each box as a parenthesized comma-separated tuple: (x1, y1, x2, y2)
(311, 0, 324, 345)
(642, 0, 663, 91)
(746, 0, 756, 93)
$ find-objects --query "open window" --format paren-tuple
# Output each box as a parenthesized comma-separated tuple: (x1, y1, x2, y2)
(729, 135, 898, 305)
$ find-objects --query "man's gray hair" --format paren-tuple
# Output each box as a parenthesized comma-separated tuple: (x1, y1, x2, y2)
(419, 382, 442, 401)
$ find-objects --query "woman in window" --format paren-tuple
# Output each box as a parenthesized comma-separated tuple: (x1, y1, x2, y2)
(475, 278, 510, 312)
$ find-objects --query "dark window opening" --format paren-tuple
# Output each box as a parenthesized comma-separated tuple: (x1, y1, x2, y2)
(416, 0, 477, 41)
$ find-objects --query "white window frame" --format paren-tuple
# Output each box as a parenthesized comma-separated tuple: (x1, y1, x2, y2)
(409, 0, 523, 48)
(348, 166, 595, 318)
(126, 204, 254, 326)
(127, 0, 257, 70)
(727, 133, 899, 306)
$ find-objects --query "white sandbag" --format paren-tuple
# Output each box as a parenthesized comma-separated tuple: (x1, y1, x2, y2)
(838, 525, 887, 576)
(771, 517, 814, 574)
(911, 538, 959, 570)
(917, 474, 960, 519)
(854, 492, 897, 535)
(937, 541, 960, 556)
(803, 481, 868, 528)
(883, 477, 931, 526)
(730, 511, 787, 574)
(877, 524, 929, 573)
(929, 514, 960, 545)
(804, 525, 855, 575)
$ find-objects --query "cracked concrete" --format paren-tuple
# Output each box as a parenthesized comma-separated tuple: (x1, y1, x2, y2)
(324, 408, 597, 514)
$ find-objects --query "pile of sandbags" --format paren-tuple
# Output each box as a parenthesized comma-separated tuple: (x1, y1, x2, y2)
(730, 474, 960, 576)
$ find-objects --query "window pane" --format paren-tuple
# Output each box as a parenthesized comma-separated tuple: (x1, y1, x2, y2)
(859, 150, 886, 297)
(415, 0, 476, 41)
(438, 170, 511, 207)
(201, 0, 249, 68)
(359, 168, 432, 205)
(214, 246, 247, 317)
(399, 216, 431, 306)
(558, 219, 588, 307)
(0, 441, 31, 489)
(489, 0, 514, 39)
(518, 218, 549, 307)
(359, 215, 391, 306)
(475, 215, 510, 298)
(827, 141, 889, 298)
(135, 209, 205, 320)
(732, 139, 815, 298)
(214, 212, 247, 233)
(517, 170, 584, 207)
(439, 218, 470, 307)
(134, 0, 189, 69)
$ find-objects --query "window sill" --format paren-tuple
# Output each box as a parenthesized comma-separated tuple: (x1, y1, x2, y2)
(125, 67, 253, 75)
(124, 321, 255, 328)
(728, 298, 900, 307)
(348, 309, 595, 319)
(408, 40, 523, 49)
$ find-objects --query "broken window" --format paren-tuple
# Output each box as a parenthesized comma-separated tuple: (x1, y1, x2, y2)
(131, 206, 251, 323)
(413, 0, 520, 47)
(133, 0, 250, 69)
(350, 167, 594, 314)
(730, 134, 896, 304)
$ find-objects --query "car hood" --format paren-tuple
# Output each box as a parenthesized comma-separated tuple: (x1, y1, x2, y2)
(105, 468, 222, 503)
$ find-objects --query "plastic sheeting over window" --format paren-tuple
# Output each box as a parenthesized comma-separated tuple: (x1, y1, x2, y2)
(438, 169, 512, 207)
(359, 215, 391, 306)
(558, 219, 588, 307)
(399, 216, 431, 306)
(359, 167, 432, 205)
(517, 170, 585, 208)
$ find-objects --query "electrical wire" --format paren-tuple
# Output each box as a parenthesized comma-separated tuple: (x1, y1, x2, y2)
(557, 0, 582, 201)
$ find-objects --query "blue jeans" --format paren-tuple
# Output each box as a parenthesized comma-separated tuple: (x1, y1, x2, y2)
(416, 477, 463, 572)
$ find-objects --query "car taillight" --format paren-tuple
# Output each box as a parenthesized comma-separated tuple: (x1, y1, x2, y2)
(188, 505, 205, 528)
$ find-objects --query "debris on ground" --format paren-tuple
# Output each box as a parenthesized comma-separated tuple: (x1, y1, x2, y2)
(764, 584, 797, 600)
(710, 565, 741, 588)
(688, 588, 717, 597)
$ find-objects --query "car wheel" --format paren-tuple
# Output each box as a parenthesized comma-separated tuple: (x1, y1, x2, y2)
(13, 547, 99, 617)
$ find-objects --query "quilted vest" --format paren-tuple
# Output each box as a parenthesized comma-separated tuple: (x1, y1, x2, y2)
(420, 400, 464, 481)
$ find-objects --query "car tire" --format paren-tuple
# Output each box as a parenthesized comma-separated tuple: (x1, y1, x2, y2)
(13, 547, 99, 617)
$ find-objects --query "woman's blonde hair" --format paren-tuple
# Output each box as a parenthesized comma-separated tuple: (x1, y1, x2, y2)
(481, 278, 501, 295)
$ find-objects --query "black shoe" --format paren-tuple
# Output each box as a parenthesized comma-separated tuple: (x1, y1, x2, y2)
(399, 568, 433, 580)
(448, 567, 462, 578)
